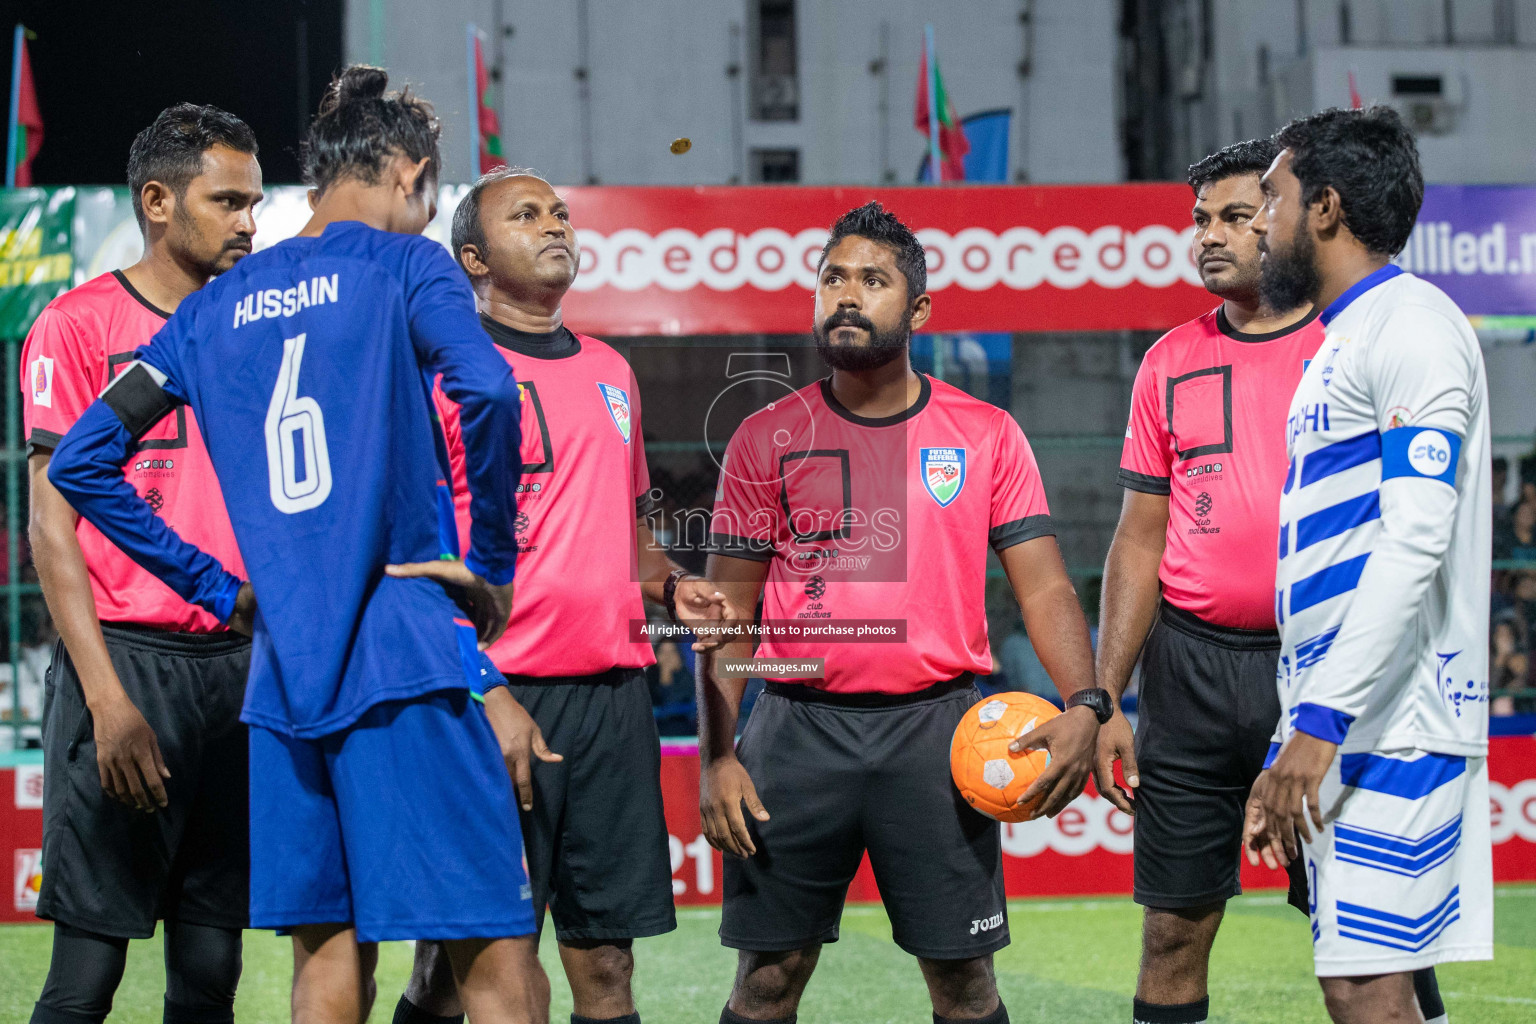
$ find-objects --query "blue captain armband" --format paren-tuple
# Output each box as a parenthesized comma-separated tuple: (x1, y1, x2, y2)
(1381, 426, 1461, 487)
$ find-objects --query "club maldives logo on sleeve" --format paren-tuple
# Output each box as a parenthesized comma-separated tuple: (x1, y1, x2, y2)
(30, 356, 53, 408)
(597, 383, 631, 443)
(921, 448, 966, 507)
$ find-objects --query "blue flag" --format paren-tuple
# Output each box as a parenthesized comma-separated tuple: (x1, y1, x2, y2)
(918, 108, 1011, 183)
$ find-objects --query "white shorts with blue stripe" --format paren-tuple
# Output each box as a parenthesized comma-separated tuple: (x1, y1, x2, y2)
(1303, 749, 1493, 977)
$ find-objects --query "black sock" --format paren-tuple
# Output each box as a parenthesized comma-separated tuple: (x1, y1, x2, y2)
(573, 1016, 641, 1024)
(1132, 997, 1209, 1024)
(720, 1008, 795, 1024)
(32, 923, 129, 1024)
(163, 921, 240, 1022)
(1413, 968, 1447, 1021)
(163, 997, 234, 1024)
(935, 1001, 1008, 1024)
(30, 1006, 102, 1024)
(392, 995, 464, 1024)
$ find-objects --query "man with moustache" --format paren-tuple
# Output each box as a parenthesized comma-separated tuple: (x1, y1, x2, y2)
(1101, 135, 1451, 1024)
(396, 167, 738, 1024)
(21, 104, 262, 1024)
(697, 201, 1109, 1024)
(1095, 137, 1325, 1024)
(1245, 106, 1490, 1024)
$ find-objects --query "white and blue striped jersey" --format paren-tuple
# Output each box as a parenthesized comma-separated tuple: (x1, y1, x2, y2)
(1273, 266, 1490, 758)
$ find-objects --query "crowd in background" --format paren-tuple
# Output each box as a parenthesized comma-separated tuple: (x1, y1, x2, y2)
(1490, 456, 1536, 715)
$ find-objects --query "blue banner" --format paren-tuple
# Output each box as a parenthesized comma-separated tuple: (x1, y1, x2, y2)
(961, 109, 1011, 183)
(1395, 185, 1536, 316)
(919, 108, 1011, 184)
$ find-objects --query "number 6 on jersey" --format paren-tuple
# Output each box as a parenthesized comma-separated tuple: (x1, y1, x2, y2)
(265, 333, 333, 513)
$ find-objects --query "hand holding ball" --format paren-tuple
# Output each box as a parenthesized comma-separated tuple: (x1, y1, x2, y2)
(951, 692, 1060, 822)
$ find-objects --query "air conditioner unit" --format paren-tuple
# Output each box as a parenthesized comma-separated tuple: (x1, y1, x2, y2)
(1396, 97, 1456, 135)
(1390, 72, 1462, 136)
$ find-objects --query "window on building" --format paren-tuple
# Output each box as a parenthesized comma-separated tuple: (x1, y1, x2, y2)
(750, 148, 800, 183)
(751, 0, 798, 121)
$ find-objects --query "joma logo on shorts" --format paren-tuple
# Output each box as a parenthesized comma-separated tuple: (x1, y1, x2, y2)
(969, 912, 1004, 935)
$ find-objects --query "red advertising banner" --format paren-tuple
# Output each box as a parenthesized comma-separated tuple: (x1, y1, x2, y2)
(556, 185, 1214, 336)
(8, 184, 1520, 343)
(1, 763, 43, 924)
(4, 735, 1532, 922)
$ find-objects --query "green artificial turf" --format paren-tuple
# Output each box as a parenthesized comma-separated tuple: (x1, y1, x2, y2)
(1, 886, 1531, 1022)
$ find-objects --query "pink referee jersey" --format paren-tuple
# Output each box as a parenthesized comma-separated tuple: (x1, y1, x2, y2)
(20, 272, 244, 633)
(438, 321, 655, 677)
(1119, 305, 1323, 630)
(710, 375, 1054, 695)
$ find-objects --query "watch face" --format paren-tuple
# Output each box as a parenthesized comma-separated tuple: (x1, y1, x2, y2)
(1072, 689, 1113, 722)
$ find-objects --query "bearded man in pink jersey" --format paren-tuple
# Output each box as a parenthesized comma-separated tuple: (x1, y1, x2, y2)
(396, 169, 738, 1024)
(696, 202, 1108, 1024)
(1094, 138, 1447, 1024)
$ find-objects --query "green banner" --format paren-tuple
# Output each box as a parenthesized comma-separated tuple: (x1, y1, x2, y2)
(0, 187, 75, 339)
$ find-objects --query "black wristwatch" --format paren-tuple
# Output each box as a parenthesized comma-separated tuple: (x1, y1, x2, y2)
(1065, 687, 1115, 724)
(663, 568, 693, 622)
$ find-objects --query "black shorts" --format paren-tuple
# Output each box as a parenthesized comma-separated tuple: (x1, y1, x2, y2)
(721, 677, 1007, 961)
(38, 625, 252, 938)
(1133, 604, 1307, 911)
(509, 667, 676, 943)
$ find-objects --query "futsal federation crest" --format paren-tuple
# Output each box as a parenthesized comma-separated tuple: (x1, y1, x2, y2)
(921, 447, 966, 507)
(597, 382, 631, 443)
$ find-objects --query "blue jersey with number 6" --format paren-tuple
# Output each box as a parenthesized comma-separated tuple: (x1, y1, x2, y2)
(48, 221, 522, 738)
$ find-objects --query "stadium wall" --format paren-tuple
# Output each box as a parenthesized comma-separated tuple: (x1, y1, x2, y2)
(343, 0, 1122, 186)
(351, 1, 1536, 189)
(1125, 0, 1536, 184)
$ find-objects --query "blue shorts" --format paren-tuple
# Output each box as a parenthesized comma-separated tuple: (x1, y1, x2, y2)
(249, 687, 535, 943)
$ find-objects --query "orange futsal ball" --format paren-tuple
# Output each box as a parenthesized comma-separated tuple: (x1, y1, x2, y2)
(950, 692, 1059, 822)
